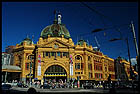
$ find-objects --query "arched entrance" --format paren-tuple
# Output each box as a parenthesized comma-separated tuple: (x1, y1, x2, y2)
(44, 65, 67, 82)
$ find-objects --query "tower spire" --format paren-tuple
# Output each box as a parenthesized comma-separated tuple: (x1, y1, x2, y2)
(58, 11, 62, 24)
(53, 10, 57, 24)
(27, 34, 29, 39)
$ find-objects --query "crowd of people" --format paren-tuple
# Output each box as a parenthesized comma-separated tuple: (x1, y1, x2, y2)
(6, 78, 138, 90)
(42, 79, 72, 89)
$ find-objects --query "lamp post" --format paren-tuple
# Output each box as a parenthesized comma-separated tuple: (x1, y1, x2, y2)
(29, 56, 32, 87)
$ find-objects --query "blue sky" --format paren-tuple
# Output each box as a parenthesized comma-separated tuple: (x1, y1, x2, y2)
(2, 2, 138, 61)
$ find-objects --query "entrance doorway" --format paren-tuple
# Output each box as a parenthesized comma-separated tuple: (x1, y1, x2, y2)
(44, 65, 67, 82)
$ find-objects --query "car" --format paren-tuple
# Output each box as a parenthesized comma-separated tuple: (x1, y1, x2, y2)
(2, 84, 12, 94)
(83, 81, 94, 89)
(17, 83, 28, 88)
(2, 84, 12, 90)
(11, 82, 18, 87)
(40, 83, 52, 89)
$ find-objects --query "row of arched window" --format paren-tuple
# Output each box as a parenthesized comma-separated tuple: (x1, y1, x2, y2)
(43, 52, 69, 58)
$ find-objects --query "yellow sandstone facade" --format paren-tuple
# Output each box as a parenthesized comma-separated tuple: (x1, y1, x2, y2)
(12, 13, 133, 84)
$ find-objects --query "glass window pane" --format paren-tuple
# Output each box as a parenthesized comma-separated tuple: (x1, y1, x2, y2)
(60, 52, 62, 58)
(57, 52, 60, 56)
(51, 52, 54, 56)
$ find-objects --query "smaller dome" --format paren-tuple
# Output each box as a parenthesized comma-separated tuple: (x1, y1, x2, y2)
(76, 39, 89, 46)
(19, 37, 33, 45)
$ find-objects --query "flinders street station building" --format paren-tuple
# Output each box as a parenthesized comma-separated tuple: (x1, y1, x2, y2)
(2, 12, 137, 85)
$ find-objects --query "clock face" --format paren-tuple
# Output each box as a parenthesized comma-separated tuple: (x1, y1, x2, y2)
(54, 44, 58, 49)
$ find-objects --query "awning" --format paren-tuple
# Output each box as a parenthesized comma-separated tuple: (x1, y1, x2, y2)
(2, 65, 21, 72)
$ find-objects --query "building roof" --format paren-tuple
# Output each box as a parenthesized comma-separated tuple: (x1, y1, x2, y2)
(2, 65, 21, 71)
(19, 37, 33, 45)
(76, 39, 89, 46)
(40, 12, 71, 39)
(40, 23, 71, 39)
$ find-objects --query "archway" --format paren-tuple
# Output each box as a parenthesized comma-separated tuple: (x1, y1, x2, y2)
(44, 65, 67, 82)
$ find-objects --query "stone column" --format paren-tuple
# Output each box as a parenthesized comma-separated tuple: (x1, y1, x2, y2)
(21, 52, 26, 83)
(5, 72, 7, 83)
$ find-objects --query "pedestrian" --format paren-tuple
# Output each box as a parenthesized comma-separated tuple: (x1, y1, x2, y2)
(109, 82, 116, 94)
(35, 81, 37, 88)
(108, 74, 111, 89)
(103, 81, 106, 89)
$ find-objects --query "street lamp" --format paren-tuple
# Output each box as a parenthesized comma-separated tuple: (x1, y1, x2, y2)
(109, 38, 133, 79)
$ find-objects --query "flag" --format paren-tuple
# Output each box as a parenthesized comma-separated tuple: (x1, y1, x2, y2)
(38, 54, 41, 76)
(70, 55, 73, 64)
(38, 55, 41, 65)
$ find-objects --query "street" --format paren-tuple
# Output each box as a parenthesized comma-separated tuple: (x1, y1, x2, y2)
(2, 86, 139, 94)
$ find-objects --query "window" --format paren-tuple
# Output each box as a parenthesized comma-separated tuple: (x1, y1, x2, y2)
(94, 65, 96, 70)
(28, 55, 34, 60)
(60, 52, 63, 58)
(88, 64, 92, 70)
(57, 52, 60, 57)
(88, 56, 91, 61)
(75, 55, 82, 60)
(75, 72, 80, 74)
(96, 65, 98, 70)
(81, 63, 83, 69)
(105, 67, 107, 72)
(95, 73, 98, 78)
(63, 52, 69, 58)
(43, 52, 45, 58)
(25, 63, 29, 70)
(105, 74, 107, 78)
(89, 72, 92, 78)
(100, 66, 102, 70)
(75, 63, 80, 69)
(51, 52, 55, 56)
(111, 74, 115, 79)
(46, 52, 49, 56)
(45, 52, 50, 58)
(45, 65, 66, 74)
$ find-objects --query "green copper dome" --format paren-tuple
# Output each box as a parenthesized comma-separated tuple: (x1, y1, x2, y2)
(40, 23, 71, 39)
(19, 37, 33, 45)
(76, 39, 89, 46)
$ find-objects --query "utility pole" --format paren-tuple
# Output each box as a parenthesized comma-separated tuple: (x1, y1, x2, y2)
(29, 56, 32, 87)
(130, 21, 139, 87)
(125, 38, 133, 79)
(130, 21, 139, 57)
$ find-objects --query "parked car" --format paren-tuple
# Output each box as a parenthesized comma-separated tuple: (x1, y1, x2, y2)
(40, 83, 52, 89)
(2, 84, 12, 90)
(17, 83, 28, 88)
(83, 81, 94, 89)
(12, 82, 18, 87)
(2, 83, 12, 94)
